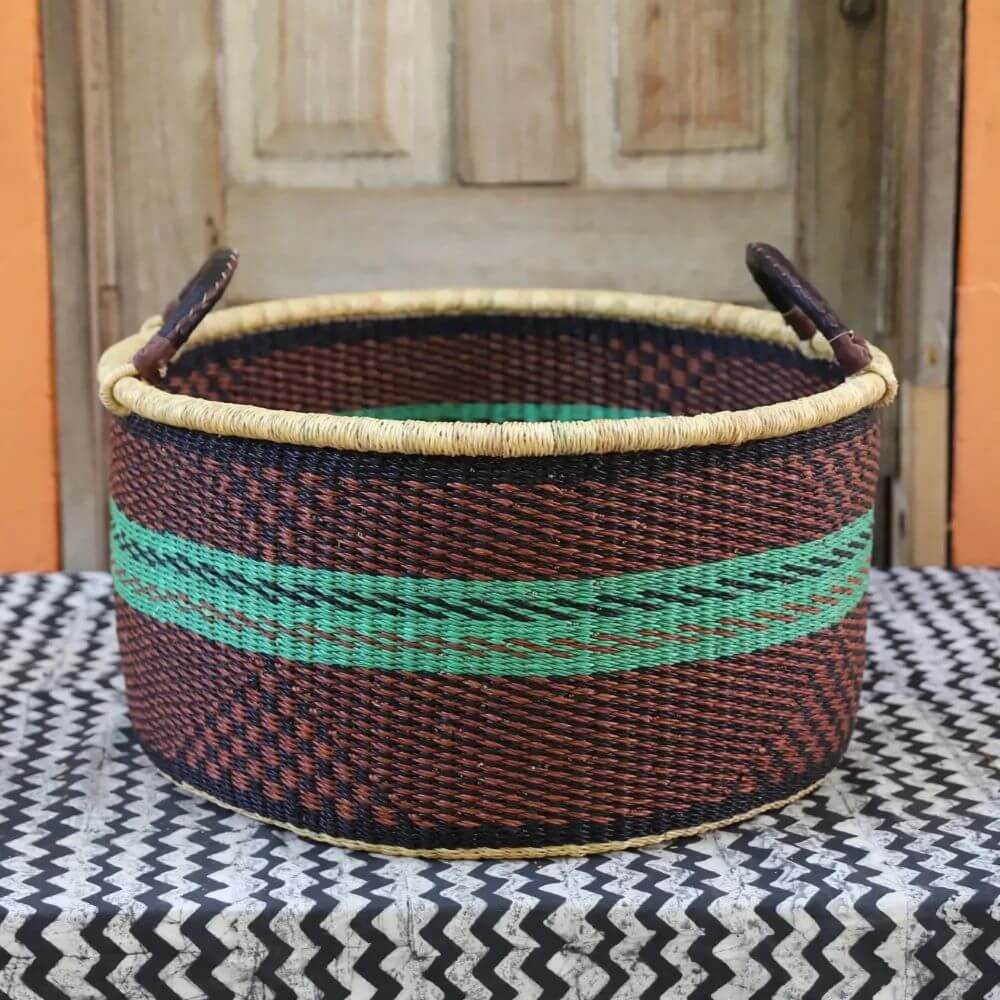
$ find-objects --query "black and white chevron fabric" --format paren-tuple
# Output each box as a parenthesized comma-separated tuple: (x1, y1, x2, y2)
(0, 570, 998, 999)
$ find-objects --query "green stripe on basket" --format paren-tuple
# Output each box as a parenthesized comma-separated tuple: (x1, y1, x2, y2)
(110, 501, 872, 677)
(343, 402, 664, 422)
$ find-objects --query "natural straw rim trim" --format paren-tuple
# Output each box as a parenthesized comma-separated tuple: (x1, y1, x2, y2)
(97, 288, 897, 458)
(163, 767, 826, 860)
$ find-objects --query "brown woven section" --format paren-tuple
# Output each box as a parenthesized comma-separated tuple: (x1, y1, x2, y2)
(118, 600, 866, 836)
(110, 413, 878, 580)
(112, 310, 880, 853)
(163, 319, 838, 417)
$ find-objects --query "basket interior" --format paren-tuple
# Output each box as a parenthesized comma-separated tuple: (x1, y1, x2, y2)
(162, 312, 843, 421)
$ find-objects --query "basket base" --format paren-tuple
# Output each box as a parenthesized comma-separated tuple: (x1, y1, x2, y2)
(157, 767, 826, 861)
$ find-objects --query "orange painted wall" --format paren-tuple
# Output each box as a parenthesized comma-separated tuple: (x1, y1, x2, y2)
(0, 2, 59, 570)
(952, 0, 1000, 565)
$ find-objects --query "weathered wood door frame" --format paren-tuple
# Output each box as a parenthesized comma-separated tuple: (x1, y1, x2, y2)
(883, 1, 963, 566)
(42, 0, 961, 570)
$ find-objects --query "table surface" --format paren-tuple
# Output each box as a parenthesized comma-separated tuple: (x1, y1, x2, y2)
(0, 570, 998, 1000)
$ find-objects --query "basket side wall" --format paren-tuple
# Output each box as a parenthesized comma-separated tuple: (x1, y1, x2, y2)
(108, 409, 880, 854)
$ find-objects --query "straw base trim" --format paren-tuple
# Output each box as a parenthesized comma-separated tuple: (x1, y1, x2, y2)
(160, 768, 826, 860)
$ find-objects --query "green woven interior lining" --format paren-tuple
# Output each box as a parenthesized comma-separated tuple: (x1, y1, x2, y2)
(343, 402, 664, 422)
(111, 502, 872, 678)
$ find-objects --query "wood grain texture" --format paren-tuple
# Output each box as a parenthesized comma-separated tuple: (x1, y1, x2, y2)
(885, 0, 961, 567)
(227, 185, 792, 302)
(455, 0, 578, 184)
(893, 385, 949, 566)
(795, 0, 890, 563)
(108, 0, 222, 341)
(109, 0, 222, 342)
(885, 1, 961, 389)
(62, 0, 223, 568)
(43, 0, 105, 570)
(77, 0, 116, 349)
(74, 0, 117, 569)
(618, 0, 762, 154)
(0, 0, 59, 570)
(256, 0, 399, 157)
(796, 0, 886, 335)
(221, 0, 450, 187)
(581, 0, 790, 189)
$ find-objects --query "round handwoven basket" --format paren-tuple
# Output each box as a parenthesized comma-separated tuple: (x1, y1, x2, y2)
(97, 245, 897, 859)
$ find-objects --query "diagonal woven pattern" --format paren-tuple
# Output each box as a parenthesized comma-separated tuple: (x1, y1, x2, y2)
(105, 309, 883, 856)
(0, 571, 998, 999)
(159, 314, 840, 418)
(109, 412, 879, 853)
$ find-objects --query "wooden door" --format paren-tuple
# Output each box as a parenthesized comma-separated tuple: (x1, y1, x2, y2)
(219, 0, 799, 303)
(44, 0, 960, 569)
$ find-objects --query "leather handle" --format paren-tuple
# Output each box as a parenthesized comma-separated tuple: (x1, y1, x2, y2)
(132, 247, 239, 383)
(746, 242, 872, 376)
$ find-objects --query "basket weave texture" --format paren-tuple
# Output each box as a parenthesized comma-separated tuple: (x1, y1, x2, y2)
(101, 291, 894, 858)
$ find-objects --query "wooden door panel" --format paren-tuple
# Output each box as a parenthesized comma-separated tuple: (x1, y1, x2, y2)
(618, 0, 765, 155)
(223, 0, 794, 301)
(455, 0, 579, 184)
(601, 0, 790, 189)
(109, 0, 221, 349)
(227, 186, 792, 301)
(49, 0, 937, 570)
(255, 0, 397, 158)
(220, 0, 451, 187)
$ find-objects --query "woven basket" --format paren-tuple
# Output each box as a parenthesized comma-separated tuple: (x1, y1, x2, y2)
(97, 244, 896, 859)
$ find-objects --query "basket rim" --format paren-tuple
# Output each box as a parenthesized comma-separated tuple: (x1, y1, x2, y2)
(97, 288, 897, 457)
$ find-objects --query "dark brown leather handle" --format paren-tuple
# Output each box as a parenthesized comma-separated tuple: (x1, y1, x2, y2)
(746, 242, 871, 376)
(132, 247, 239, 383)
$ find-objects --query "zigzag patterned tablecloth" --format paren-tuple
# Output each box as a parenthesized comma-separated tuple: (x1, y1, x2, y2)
(0, 570, 998, 999)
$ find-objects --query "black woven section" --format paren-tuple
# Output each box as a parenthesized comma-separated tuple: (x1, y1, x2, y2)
(141, 742, 846, 853)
